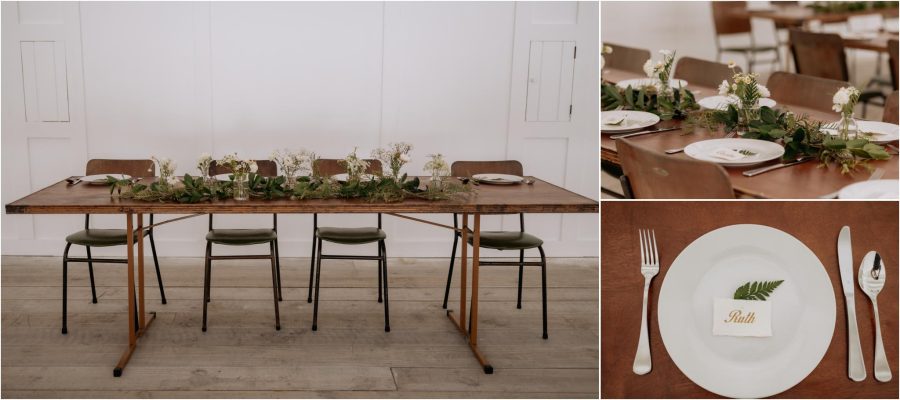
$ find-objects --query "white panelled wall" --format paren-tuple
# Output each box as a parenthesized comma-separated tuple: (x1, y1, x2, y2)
(1, 1, 599, 258)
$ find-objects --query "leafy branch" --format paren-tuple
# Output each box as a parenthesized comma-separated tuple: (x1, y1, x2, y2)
(601, 83, 699, 120)
(733, 280, 784, 301)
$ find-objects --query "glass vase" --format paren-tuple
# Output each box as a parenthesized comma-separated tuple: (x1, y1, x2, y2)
(838, 112, 858, 141)
(233, 174, 250, 201)
(284, 174, 297, 190)
(736, 105, 759, 136)
(430, 173, 444, 191)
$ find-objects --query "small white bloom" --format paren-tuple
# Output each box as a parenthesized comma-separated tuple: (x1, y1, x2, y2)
(603, 45, 613, 54)
(731, 83, 738, 91)
(718, 80, 730, 96)
(166, 176, 179, 186)
(727, 61, 736, 69)
(643, 59, 655, 78)
(399, 153, 411, 163)
(249, 161, 258, 173)
(659, 49, 674, 58)
(757, 85, 770, 98)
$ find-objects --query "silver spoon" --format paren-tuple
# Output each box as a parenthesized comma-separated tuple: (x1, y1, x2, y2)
(858, 251, 892, 382)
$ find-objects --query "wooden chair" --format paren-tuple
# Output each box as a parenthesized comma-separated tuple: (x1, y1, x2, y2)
(309, 159, 390, 332)
(442, 160, 548, 340)
(617, 139, 735, 199)
(62, 159, 166, 334)
(884, 91, 898, 124)
(888, 39, 898, 91)
(767, 71, 850, 115)
(789, 29, 885, 116)
(673, 57, 741, 89)
(203, 160, 281, 332)
(603, 43, 651, 74)
(710, 1, 780, 73)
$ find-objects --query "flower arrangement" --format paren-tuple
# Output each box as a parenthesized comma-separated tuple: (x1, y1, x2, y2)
(601, 48, 698, 120)
(270, 148, 316, 189)
(716, 64, 771, 131)
(151, 156, 178, 187)
(220, 153, 257, 200)
(197, 153, 213, 182)
(642, 50, 676, 92)
(832, 86, 861, 140)
(339, 148, 370, 181)
(371, 142, 413, 179)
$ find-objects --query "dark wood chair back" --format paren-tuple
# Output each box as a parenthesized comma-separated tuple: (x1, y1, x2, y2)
(884, 91, 899, 124)
(313, 158, 382, 177)
(86, 159, 155, 178)
(604, 43, 651, 74)
(618, 139, 735, 199)
(209, 160, 277, 177)
(888, 39, 898, 91)
(767, 71, 850, 114)
(711, 1, 751, 35)
(789, 29, 848, 81)
(673, 57, 740, 89)
(450, 160, 523, 177)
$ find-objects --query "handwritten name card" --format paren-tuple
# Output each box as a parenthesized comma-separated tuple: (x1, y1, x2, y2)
(713, 298, 772, 337)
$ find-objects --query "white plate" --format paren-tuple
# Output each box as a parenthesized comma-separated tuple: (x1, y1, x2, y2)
(684, 138, 785, 167)
(615, 78, 688, 91)
(838, 179, 899, 199)
(82, 174, 131, 184)
(822, 120, 900, 144)
(601, 110, 660, 134)
(697, 95, 777, 110)
(331, 173, 377, 182)
(472, 173, 524, 185)
(214, 173, 233, 181)
(658, 224, 835, 399)
(841, 31, 879, 40)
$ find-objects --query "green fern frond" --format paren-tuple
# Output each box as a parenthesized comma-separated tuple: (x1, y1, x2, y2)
(733, 280, 784, 301)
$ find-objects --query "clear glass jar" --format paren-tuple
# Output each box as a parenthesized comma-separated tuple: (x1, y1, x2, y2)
(233, 173, 250, 201)
(838, 112, 858, 141)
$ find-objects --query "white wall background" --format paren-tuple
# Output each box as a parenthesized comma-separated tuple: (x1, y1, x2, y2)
(1, 1, 599, 257)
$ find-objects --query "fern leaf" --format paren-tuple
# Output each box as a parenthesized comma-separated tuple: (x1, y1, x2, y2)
(733, 280, 784, 301)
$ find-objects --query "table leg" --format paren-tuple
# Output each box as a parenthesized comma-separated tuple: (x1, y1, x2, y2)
(137, 213, 146, 329)
(448, 213, 468, 334)
(113, 212, 157, 377)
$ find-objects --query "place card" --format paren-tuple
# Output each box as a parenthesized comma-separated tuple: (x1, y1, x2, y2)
(713, 298, 772, 337)
(710, 148, 749, 161)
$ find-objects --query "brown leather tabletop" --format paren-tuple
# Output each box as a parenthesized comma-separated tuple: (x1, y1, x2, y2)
(600, 201, 899, 398)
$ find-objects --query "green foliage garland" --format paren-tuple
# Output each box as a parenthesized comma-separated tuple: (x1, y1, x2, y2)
(601, 83, 699, 120)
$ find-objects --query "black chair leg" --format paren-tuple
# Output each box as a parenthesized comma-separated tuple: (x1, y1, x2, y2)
(85, 246, 98, 303)
(516, 249, 524, 309)
(202, 242, 211, 332)
(442, 233, 459, 310)
(270, 241, 281, 330)
(538, 246, 548, 340)
(381, 240, 390, 332)
(308, 231, 317, 303)
(62, 243, 71, 334)
(274, 238, 282, 301)
(149, 230, 166, 304)
(377, 243, 383, 303)
(312, 239, 323, 331)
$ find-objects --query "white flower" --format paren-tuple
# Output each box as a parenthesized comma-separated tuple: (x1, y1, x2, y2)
(399, 153, 411, 163)
(727, 61, 736, 69)
(659, 49, 674, 58)
(603, 45, 613, 54)
(757, 85, 770, 98)
(718, 80, 730, 96)
(166, 176, 179, 186)
(200, 152, 211, 160)
(731, 83, 737, 91)
(249, 161, 258, 174)
(643, 59, 655, 78)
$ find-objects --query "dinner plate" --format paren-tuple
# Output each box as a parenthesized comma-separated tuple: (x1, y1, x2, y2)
(658, 224, 835, 399)
(841, 31, 879, 40)
(214, 173, 233, 181)
(838, 179, 900, 199)
(331, 173, 377, 182)
(684, 138, 785, 167)
(697, 95, 777, 110)
(82, 174, 131, 185)
(821, 120, 900, 144)
(616, 78, 688, 91)
(472, 173, 524, 185)
(601, 110, 660, 134)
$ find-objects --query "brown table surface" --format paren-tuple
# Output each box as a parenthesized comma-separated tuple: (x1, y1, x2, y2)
(841, 31, 900, 53)
(4, 176, 598, 214)
(601, 201, 899, 399)
(744, 4, 899, 26)
(601, 68, 900, 199)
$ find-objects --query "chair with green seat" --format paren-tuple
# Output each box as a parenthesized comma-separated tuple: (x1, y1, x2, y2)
(442, 160, 548, 339)
(62, 159, 167, 334)
(202, 159, 281, 332)
(308, 158, 390, 332)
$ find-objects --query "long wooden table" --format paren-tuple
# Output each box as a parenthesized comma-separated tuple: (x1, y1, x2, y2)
(601, 201, 899, 398)
(744, 3, 899, 26)
(601, 68, 900, 199)
(4, 177, 598, 376)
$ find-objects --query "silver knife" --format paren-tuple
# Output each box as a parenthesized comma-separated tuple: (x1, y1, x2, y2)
(742, 157, 814, 177)
(609, 127, 679, 140)
(838, 226, 867, 381)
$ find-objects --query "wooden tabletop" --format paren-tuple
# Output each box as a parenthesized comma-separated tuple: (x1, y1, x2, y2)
(601, 201, 899, 399)
(744, 4, 899, 26)
(601, 69, 900, 199)
(842, 31, 900, 53)
(4, 177, 598, 215)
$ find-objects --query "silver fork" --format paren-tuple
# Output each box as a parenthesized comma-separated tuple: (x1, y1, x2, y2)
(633, 229, 659, 375)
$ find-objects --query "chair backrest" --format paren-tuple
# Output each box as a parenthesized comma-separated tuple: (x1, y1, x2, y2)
(209, 159, 277, 177)
(767, 71, 850, 114)
(789, 29, 848, 81)
(603, 43, 651, 74)
(450, 160, 523, 177)
(86, 159, 155, 178)
(672, 57, 740, 89)
(313, 158, 382, 177)
(711, 1, 751, 36)
(884, 91, 899, 124)
(888, 39, 898, 90)
(847, 14, 883, 33)
(618, 139, 735, 199)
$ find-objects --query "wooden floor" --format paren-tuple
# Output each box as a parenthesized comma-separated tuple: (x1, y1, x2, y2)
(1, 256, 598, 398)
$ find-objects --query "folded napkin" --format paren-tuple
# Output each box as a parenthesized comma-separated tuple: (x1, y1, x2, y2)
(710, 148, 750, 161)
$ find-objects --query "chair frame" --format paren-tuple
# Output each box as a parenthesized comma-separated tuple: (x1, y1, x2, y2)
(711, 1, 780, 73)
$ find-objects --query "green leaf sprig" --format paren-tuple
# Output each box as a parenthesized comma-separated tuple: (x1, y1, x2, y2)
(733, 280, 784, 301)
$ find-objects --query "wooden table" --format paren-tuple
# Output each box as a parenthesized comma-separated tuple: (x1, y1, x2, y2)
(842, 31, 900, 53)
(5, 177, 598, 376)
(601, 68, 900, 199)
(601, 201, 899, 398)
(744, 4, 899, 27)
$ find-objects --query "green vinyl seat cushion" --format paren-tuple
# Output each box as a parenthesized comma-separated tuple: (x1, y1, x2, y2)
(65, 229, 140, 247)
(316, 227, 386, 245)
(467, 231, 543, 250)
(206, 229, 277, 245)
